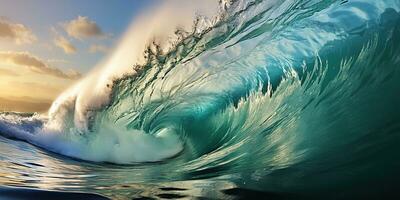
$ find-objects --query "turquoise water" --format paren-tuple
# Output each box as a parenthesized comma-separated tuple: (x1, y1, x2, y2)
(1, 0, 400, 199)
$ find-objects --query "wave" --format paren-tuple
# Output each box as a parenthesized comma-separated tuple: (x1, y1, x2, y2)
(1, 0, 400, 195)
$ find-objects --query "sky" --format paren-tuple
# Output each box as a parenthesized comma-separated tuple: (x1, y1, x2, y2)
(0, 0, 156, 112)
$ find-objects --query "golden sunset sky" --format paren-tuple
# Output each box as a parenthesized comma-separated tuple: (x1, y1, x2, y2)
(0, 0, 152, 112)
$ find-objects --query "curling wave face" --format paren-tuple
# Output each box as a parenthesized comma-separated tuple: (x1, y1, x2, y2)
(1, 0, 400, 198)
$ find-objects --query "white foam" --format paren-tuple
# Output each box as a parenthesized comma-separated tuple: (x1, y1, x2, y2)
(0, 113, 183, 163)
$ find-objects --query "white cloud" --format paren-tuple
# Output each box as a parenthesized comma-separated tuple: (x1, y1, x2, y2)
(54, 35, 77, 54)
(0, 51, 81, 79)
(63, 16, 106, 39)
(89, 44, 109, 54)
(0, 18, 37, 44)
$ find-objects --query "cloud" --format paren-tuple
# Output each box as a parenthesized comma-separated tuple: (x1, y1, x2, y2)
(0, 18, 36, 44)
(0, 68, 19, 76)
(54, 35, 77, 54)
(89, 44, 109, 53)
(47, 59, 69, 64)
(0, 51, 81, 80)
(63, 16, 106, 39)
(10, 81, 64, 95)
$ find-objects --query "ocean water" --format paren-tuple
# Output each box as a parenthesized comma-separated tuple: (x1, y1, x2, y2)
(1, 0, 400, 199)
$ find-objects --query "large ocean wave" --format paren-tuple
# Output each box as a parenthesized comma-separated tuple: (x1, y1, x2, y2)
(1, 0, 400, 198)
